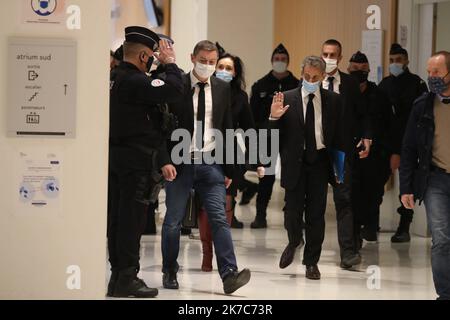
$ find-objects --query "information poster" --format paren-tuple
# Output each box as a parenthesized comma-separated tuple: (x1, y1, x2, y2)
(15, 150, 62, 216)
(362, 30, 384, 84)
(21, 0, 67, 25)
(7, 37, 77, 137)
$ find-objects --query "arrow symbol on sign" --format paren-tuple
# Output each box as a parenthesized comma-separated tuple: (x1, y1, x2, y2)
(64, 84, 68, 95)
(28, 71, 39, 81)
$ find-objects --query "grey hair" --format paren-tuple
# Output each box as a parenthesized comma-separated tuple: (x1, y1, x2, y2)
(301, 55, 326, 73)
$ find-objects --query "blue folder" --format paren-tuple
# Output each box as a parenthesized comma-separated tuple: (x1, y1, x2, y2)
(329, 149, 346, 184)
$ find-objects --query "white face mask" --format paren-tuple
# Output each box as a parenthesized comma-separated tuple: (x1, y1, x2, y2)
(324, 58, 338, 74)
(194, 62, 216, 79)
(273, 61, 288, 74)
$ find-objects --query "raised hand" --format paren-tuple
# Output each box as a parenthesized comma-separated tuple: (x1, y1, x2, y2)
(270, 92, 290, 119)
(157, 39, 176, 65)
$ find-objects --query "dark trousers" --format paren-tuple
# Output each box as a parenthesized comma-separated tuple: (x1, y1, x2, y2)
(284, 152, 329, 266)
(256, 175, 276, 218)
(162, 164, 237, 280)
(229, 164, 248, 197)
(107, 147, 150, 271)
(352, 147, 391, 232)
(332, 154, 357, 258)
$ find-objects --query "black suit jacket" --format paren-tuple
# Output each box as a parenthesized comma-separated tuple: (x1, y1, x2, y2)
(269, 87, 344, 191)
(163, 73, 234, 178)
(336, 71, 371, 152)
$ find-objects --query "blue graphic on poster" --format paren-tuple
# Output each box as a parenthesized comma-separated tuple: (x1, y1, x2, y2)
(31, 0, 57, 16)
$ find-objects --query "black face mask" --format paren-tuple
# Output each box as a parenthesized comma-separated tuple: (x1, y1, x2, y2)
(141, 53, 154, 73)
(146, 55, 154, 73)
(350, 70, 369, 84)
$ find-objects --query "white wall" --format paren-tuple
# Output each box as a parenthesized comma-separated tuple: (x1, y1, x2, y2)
(0, 0, 110, 299)
(207, 0, 274, 91)
(393, 0, 435, 237)
(171, 0, 209, 73)
(397, 0, 419, 74)
(417, 4, 435, 81)
(170, 0, 274, 90)
(436, 1, 450, 51)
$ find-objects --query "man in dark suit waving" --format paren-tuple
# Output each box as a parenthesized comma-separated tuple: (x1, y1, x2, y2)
(270, 56, 344, 280)
(159, 41, 250, 295)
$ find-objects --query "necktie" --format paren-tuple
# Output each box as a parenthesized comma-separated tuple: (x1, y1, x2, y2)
(305, 94, 318, 164)
(196, 82, 207, 150)
(327, 76, 335, 93)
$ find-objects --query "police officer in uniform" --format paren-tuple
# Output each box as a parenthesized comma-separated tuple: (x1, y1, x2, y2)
(378, 44, 428, 243)
(348, 51, 392, 243)
(108, 26, 183, 298)
(250, 44, 300, 228)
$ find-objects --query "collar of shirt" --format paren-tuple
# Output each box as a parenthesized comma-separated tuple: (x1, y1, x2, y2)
(325, 70, 341, 83)
(438, 94, 450, 104)
(300, 86, 325, 149)
(323, 70, 341, 93)
(190, 71, 211, 88)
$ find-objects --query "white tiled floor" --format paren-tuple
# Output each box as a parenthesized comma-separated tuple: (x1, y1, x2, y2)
(107, 180, 437, 300)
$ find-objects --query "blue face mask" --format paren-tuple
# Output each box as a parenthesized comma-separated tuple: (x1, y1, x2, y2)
(390, 63, 405, 77)
(303, 79, 320, 93)
(215, 70, 234, 83)
(428, 72, 450, 96)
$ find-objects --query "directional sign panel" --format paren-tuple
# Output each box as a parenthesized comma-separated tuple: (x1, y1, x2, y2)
(7, 37, 77, 138)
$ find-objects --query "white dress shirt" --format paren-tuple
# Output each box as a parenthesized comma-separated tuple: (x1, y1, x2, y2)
(190, 72, 215, 152)
(301, 87, 325, 150)
(322, 70, 341, 94)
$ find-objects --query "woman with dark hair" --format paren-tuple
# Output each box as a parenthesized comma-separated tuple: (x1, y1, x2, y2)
(216, 53, 259, 207)
(197, 49, 263, 272)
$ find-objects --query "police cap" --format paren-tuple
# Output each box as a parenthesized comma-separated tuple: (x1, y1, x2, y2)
(125, 26, 160, 51)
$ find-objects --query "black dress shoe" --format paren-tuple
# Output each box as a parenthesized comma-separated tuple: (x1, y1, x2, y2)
(250, 219, 267, 229)
(223, 269, 251, 294)
(391, 231, 411, 243)
(361, 228, 377, 242)
(305, 265, 321, 280)
(341, 253, 362, 269)
(231, 216, 244, 229)
(163, 272, 179, 290)
(113, 268, 158, 298)
(279, 244, 297, 269)
(106, 269, 119, 297)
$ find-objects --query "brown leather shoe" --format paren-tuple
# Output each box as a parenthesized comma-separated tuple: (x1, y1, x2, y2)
(305, 265, 321, 280)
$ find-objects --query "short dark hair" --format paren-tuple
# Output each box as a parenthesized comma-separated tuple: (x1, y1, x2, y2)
(123, 41, 148, 59)
(193, 40, 219, 56)
(323, 39, 343, 56)
(432, 51, 450, 72)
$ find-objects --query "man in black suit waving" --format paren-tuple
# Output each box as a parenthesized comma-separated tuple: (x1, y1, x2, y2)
(159, 41, 250, 295)
(270, 56, 344, 280)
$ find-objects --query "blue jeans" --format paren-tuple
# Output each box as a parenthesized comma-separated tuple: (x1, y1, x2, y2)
(424, 170, 450, 300)
(161, 164, 237, 280)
